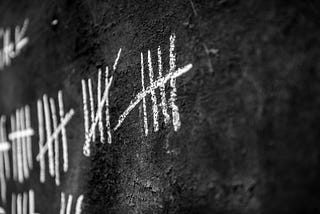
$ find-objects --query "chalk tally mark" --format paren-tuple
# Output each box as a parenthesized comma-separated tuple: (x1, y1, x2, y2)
(36, 91, 74, 186)
(82, 49, 122, 157)
(0, 19, 29, 70)
(114, 33, 192, 134)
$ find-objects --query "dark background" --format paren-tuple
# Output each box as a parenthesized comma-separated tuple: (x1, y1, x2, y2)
(0, 0, 320, 213)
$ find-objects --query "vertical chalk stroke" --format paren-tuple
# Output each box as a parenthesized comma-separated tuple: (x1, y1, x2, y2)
(0, 128, 6, 203)
(37, 100, 45, 183)
(97, 68, 104, 143)
(25, 106, 33, 171)
(81, 80, 90, 156)
(58, 91, 68, 172)
(43, 94, 54, 177)
(66, 195, 73, 214)
(36, 91, 74, 186)
(29, 189, 35, 214)
(16, 110, 23, 183)
(140, 53, 148, 136)
(10, 115, 17, 182)
(148, 50, 159, 132)
(81, 49, 121, 156)
(169, 33, 181, 132)
(60, 192, 66, 214)
(12, 193, 16, 214)
(23, 192, 27, 214)
(19, 108, 29, 180)
(50, 98, 60, 186)
(114, 34, 192, 134)
(75, 195, 84, 214)
(157, 46, 170, 125)
(88, 78, 96, 141)
(105, 66, 113, 145)
(0, 19, 29, 70)
(17, 193, 22, 214)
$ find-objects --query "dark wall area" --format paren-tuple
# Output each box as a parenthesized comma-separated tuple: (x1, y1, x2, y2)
(0, 0, 320, 213)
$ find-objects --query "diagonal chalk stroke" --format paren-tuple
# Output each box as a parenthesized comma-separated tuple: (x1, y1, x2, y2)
(114, 64, 192, 131)
(97, 68, 104, 143)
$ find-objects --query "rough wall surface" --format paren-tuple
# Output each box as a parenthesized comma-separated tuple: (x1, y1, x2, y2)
(0, 0, 320, 214)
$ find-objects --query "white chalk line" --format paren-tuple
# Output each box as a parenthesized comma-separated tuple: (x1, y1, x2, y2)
(60, 192, 66, 214)
(0, 142, 10, 151)
(169, 33, 181, 132)
(0, 150, 6, 203)
(105, 67, 112, 145)
(50, 98, 60, 186)
(15, 110, 23, 183)
(12, 193, 16, 214)
(23, 192, 27, 214)
(37, 99, 45, 183)
(66, 195, 73, 214)
(75, 195, 84, 214)
(17, 193, 22, 214)
(10, 115, 18, 181)
(140, 53, 148, 136)
(88, 78, 96, 141)
(97, 68, 104, 143)
(43, 94, 54, 177)
(148, 50, 159, 132)
(29, 189, 35, 214)
(81, 80, 90, 156)
(25, 105, 33, 170)
(19, 108, 29, 180)
(7, 128, 34, 141)
(58, 91, 68, 172)
(157, 46, 170, 125)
